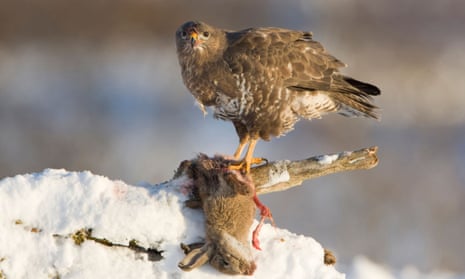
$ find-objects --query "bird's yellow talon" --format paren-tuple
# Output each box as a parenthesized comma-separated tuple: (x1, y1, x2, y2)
(228, 157, 266, 173)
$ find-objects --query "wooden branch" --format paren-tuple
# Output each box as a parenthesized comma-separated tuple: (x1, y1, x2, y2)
(250, 146, 379, 195)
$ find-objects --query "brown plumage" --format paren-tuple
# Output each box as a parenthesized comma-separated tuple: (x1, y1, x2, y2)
(175, 20, 380, 172)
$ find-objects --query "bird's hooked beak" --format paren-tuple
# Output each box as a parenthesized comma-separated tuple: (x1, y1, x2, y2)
(188, 28, 200, 48)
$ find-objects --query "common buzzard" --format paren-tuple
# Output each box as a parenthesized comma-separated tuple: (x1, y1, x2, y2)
(175, 21, 380, 173)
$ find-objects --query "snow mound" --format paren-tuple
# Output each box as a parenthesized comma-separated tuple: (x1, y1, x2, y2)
(0, 169, 344, 279)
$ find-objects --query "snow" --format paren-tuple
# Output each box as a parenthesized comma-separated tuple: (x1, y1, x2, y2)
(317, 154, 339, 165)
(1, 169, 464, 279)
(349, 256, 396, 279)
(0, 169, 342, 279)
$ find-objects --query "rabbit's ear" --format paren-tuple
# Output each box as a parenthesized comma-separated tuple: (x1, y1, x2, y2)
(178, 244, 213, 271)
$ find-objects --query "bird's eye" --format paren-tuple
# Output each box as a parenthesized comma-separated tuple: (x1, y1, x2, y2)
(202, 31, 210, 38)
(181, 31, 188, 39)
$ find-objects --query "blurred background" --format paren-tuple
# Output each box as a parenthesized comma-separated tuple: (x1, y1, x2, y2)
(1, 0, 464, 275)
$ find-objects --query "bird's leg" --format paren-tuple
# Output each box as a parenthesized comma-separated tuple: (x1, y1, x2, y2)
(242, 139, 266, 173)
(229, 138, 266, 173)
(233, 139, 248, 160)
(231, 122, 249, 161)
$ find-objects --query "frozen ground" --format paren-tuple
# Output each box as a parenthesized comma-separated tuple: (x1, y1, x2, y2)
(0, 169, 463, 279)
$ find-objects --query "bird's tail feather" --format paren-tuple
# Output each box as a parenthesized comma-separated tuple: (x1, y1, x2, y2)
(343, 77, 380, 96)
(330, 76, 381, 119)
(330, 92, 380, 119)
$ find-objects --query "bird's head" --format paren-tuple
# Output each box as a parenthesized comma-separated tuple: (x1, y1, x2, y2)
(175, 21, 225, 62)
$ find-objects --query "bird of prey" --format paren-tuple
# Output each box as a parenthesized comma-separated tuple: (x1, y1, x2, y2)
(175, 21, 380, 173)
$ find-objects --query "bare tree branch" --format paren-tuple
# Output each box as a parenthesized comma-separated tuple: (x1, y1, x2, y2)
(250, 146, 379, 195)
